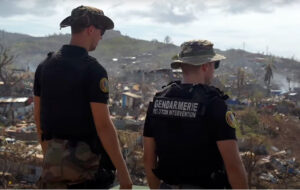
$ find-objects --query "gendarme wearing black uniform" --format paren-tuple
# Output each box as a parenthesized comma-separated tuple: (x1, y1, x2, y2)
(143, 40, 248, 189)
(34, 45, 115, 187)
(32, 5, 132, 189)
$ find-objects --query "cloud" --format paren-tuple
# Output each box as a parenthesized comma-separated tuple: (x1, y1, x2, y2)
(149, 0, 199, 24)
(216, 0, 299, 14)
(107, 1, 124, 9)
(110, 0, 299, 25)
(0, 0, 58, 17)
(117, 0, 203, 24)
(2, 0, 299, 23)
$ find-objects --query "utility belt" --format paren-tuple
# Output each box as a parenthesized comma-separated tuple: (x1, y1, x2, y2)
(160, 182, 203, 189)
(42, 133, 101, 154)
(42, 132, 115, 169)
(154, 168, 231, 189)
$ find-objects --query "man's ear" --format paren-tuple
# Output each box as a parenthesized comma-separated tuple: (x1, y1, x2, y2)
(201, 64, 208, 71)
(86, 25, 95, 35)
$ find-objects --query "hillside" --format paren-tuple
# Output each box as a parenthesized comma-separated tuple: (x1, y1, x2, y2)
(0, 30, 179, 71)
(1, 30, 300, 88)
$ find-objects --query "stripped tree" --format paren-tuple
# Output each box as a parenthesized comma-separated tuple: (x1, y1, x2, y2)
(264, 57, 276, 92)
(0, 43, 24, 96)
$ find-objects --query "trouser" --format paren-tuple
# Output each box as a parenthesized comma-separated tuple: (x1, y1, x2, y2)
(160, 182, 203, 189)
(38, 179, 113, 189)
(67, 180, 114, 189)
(37, 168, 115, 189)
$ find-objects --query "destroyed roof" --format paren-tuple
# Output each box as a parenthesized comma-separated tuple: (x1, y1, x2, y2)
(172, 69, 182, 73)
(122, 92, 142, 99)
(288, 92, 297, 96)
(0, 97, 29, 103)
(147, 68, 172, 73)
(130, 66, 171, 72)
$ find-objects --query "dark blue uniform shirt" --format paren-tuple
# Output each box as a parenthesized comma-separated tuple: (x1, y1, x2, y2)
(34, 45, 109, 139)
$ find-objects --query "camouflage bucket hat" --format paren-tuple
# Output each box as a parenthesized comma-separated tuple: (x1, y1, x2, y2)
(60, 5, 114, 30)
(171, 40, 226, 69)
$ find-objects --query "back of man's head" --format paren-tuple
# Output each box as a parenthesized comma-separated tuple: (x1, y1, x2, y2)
(60, 5, 114, 34)
(171, 40, 225, 69)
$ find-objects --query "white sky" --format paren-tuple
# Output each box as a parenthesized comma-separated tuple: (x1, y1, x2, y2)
(0, 0, 300, 60)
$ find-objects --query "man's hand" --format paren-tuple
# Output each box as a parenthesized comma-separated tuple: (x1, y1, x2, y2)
(117, 169, 133, 189)
(144, 137, 161, 189)
(34, 96, 48, 155)
(90, 102, 132, 189)
(217, 140, 249, 189)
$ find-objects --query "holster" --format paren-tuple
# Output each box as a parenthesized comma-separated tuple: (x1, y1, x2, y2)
(88, 135, 116, 171)
(210, 170, 232, 189)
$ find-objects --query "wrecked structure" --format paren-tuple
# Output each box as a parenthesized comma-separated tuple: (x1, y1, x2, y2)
(0, 138, 42, 188)
(0, 97, 33, 125)
(241, 149, 300, 188)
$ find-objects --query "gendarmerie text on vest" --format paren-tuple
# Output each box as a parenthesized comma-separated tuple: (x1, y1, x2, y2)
(153, 98, 199, 118)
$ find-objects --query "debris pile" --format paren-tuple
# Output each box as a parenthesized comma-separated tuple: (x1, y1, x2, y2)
(241, 148, 300, 188)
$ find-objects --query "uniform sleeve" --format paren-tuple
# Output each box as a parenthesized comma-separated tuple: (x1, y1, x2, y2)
(87, 63, 109, 104)
(143, 102, 154, 137)
(33, 64, 42, 96)
(207, 98, 237, 141)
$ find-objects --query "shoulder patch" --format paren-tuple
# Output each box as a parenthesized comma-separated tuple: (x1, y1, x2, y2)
(226, 111, 238, 128)
(99, 77, 109, 93)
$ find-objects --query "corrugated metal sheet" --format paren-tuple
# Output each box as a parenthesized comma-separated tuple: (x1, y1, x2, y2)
(122, 92, 142, 99)
(0, 97, 28, 103)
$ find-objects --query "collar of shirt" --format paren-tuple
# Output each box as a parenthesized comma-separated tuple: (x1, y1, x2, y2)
(60, 45, 88, 58)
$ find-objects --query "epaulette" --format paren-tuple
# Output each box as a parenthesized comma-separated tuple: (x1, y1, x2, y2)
(47, 52, 54, 57)
(83, 55, 97, 64)
(40, 52, 55, 65)
(47, 52, 55, 59)
(191, 85, 229, 107)
(156, 81, 181, 97)
(161, 80, 181, 89)
(88, 56, 97, 62)
(208, 86, 229, 100)
(44, 52, 57, 63)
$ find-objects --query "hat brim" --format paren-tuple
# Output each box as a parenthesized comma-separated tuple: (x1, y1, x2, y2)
(171, 54, 226, 69)
(97, 15, 114, 30)
(60, 15, 114, 30)
(60, 16, 72, 28)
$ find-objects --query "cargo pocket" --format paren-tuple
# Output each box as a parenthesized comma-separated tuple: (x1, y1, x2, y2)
(42, 139, 100, 183)
(41, 139, 66, 182)
(61, 141, 100, 182)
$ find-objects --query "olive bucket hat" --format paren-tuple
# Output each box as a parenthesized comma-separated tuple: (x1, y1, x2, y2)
(60, 5, 114, 30)
(171, 40, 226, 69)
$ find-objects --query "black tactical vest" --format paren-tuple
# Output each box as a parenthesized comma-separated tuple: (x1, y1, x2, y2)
(146, 81, 230, 188)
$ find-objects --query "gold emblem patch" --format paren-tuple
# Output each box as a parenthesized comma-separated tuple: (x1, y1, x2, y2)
(226, 111, 238, 128)
(99, 78, 109, 93)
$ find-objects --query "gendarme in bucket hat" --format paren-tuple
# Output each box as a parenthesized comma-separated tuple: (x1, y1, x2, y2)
(60, 5, 114, 30)
(171, 40, 226, 69)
